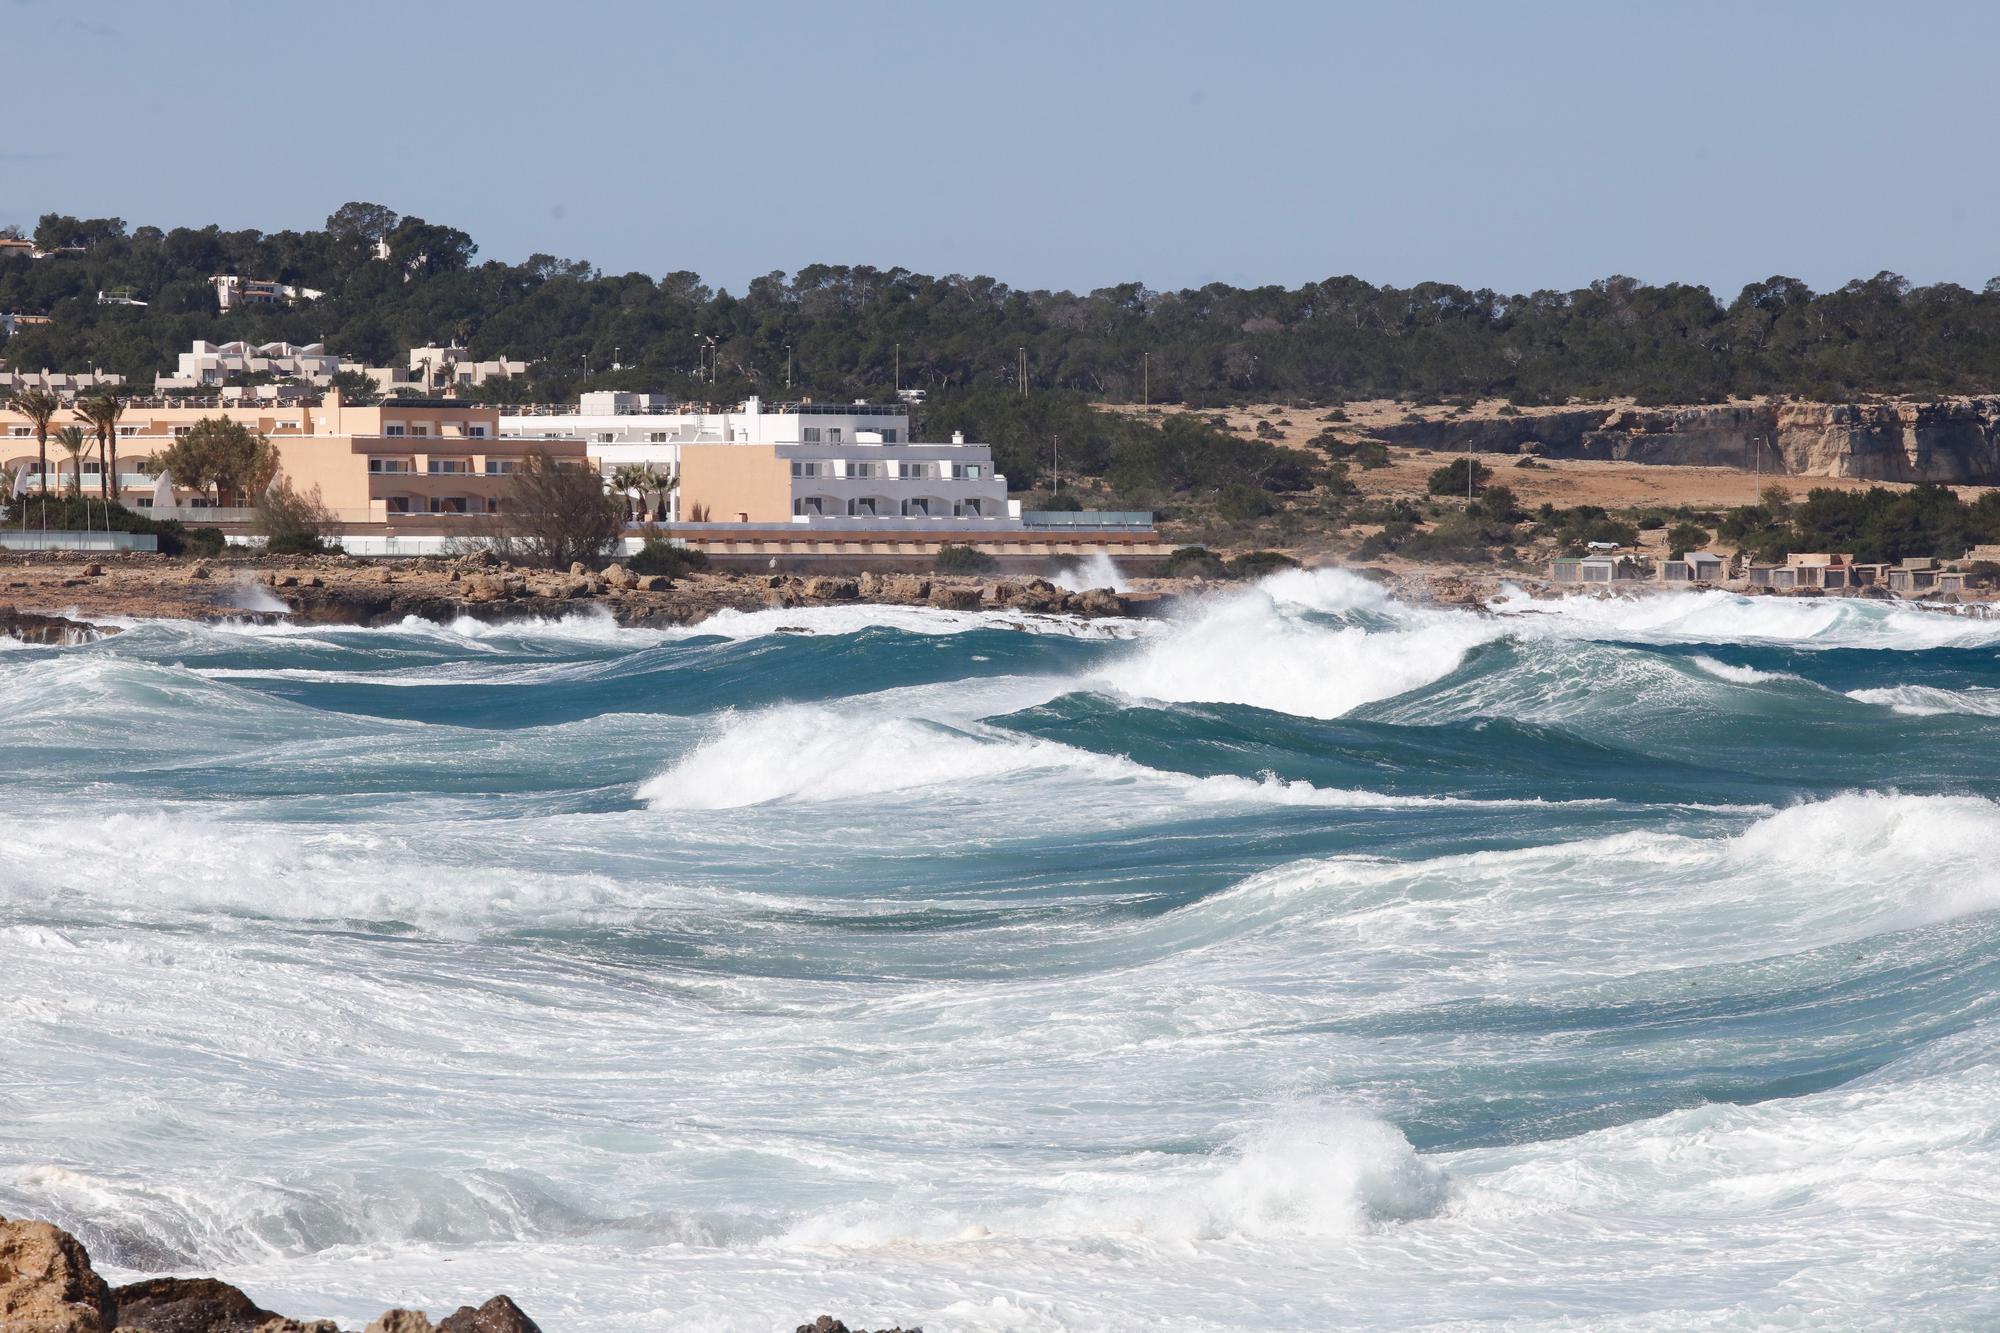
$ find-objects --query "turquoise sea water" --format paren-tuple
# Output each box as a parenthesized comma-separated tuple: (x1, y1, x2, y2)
(3, 569, 1999, 1330)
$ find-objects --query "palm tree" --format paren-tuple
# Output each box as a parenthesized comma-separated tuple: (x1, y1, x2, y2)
(608, 463, 657, 522)
(7, 387, 59, 498)
(75, 391, 124, 503)
(52, 425, 88, 499)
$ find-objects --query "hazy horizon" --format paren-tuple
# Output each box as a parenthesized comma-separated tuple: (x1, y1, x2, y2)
(9, 0, 2000, 298)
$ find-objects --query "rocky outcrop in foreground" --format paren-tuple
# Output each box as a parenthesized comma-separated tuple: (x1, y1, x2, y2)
(0, 550, 1160, 638)
(0, 1216, 921, 1333)
(0, 1215, 538, 1333)
(1373, 396, 2000, 482)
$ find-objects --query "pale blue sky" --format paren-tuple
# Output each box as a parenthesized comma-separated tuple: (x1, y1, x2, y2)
(8, 0, 1995, 298)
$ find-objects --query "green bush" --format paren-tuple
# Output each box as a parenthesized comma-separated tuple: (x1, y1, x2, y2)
(1217, 482, 1276, 523)
(1226, 550, 1299, 579)
(628, 537, 711, 578)
(1163, 545, 1227, 578)
(264, 532, 338, 556)
(176, 526, 226, 557)
(2, 496, 223, 557)
(1666, 521, 1711, 553)
(936, 543, 995, 574)
(1427, 457, 1494, 496)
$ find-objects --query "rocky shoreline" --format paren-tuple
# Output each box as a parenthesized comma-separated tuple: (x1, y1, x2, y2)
(0, 550, 1183, 639)
(0, 1216, 918, 1333)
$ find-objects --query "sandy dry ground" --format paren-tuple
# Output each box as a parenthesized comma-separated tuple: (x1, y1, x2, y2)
(1104, 400, 1990, 512)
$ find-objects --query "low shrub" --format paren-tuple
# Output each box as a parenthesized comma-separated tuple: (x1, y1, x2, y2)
(1226, 550, 1299, 578)
(1217, 482, 1275, 523)
(264, 532, 339, 557)
(936, 543, 995, 573)
(628, 537, 711, 578)
(1163, 545, 1227, 578)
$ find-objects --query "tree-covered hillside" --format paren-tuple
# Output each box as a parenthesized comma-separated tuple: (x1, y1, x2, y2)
(8, 206, 2000, 408)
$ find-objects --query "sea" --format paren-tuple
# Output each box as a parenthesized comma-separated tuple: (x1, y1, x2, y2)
(3, 567, 1998, 1331)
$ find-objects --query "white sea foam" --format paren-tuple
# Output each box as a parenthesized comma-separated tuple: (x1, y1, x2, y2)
(1048, 553, 1130, 594)
(636, 706, 1526, 812)
(1847, 683, 2000, 717)
(777, 1102, 1450, 1248)
(1689, 654, 1799, 684)
(1490, 582, 2000, 650)
(1093, 572, 1496, 719)
(1184, 791, 2000, 982)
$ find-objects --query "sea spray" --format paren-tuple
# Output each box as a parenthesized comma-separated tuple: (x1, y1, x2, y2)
(2, 573, 1999, 1330)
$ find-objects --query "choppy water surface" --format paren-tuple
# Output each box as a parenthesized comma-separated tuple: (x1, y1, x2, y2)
(4, 571, 1999, 1330)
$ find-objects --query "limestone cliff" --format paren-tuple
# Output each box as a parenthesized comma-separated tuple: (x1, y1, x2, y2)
(1372, 398, 2000, 482)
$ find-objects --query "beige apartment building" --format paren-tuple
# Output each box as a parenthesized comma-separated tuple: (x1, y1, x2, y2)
(0, 390, 585, 531)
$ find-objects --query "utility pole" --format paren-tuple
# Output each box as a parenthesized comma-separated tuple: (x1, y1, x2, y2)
(1142, 351, 1149, 406)
(1018, 346, 1027, 398)
(785, 343, 792, 390)
(894, 342, 900, 394)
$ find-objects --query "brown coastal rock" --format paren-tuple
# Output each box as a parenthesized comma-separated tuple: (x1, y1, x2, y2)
(0, 1218, 116, 1333)
(111, 1275, 280, 1332)
(927, 585, 980, 611)
(362, 1312, 433, 1333)
(434, 1295, 541, 1333)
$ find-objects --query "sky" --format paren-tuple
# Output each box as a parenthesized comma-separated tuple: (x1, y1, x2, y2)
(7, 0, 1998, 299)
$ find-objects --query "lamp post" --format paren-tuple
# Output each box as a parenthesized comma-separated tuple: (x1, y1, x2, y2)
(785, 343, 792, 390)
(1142, 351, 1149, 406)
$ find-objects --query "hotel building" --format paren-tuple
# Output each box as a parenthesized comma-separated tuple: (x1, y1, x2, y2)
(0, 390, 585, 531)
(503, 394, 1162, 558)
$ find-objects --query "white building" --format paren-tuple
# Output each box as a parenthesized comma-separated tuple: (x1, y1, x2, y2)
(395, 345, 528, 396)
(0, 366, 127, 397)
(154, 341, 347, 392)
(501, 394, 1018, 527)
(211, 275, 325, 312)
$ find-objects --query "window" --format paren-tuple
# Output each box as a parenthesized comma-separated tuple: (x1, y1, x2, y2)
(843, 461, 878, 479)
(385, 496, 412, 513)
(429, 496, 468, 514)
(649, 431, 668, 442)
(484, 459, 516, 475)
(956, 499, 983, 517)
(368, 458, 413, 473)
(385, 424, 406, 436)
(791, 460, 829, 478)
(847, 497, 882, 518)
(428, 459, 469, 474)
(794, 496, 833, 518)
(802, 427, 821, 443)
(409, 425, 429, 437)
(827, 428, 842, 443)
(173, 427, 193, 438)
(466, 425, 488, 438)
(881, 429, 898, 443)
(8, 427, 28, 437)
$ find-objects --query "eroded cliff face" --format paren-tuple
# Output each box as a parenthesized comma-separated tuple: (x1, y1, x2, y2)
(1373, 398, 2000, 482)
